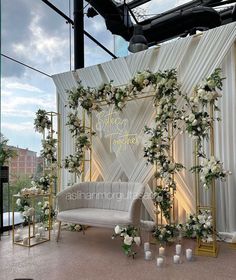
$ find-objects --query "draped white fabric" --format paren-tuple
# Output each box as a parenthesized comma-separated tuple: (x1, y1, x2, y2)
(52, 23, 236, 233)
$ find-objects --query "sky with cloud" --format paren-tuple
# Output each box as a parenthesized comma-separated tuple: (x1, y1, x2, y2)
(1, 0, 189, 154)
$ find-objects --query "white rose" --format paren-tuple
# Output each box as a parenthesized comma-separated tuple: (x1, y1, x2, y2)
(205, 221, 211, 227)
(16, 198, 21, 206)
(117, 102, 122, 108)
(211, 165, 220, 173)
(124, 235, 133, 246)
(38, 202, 42, 206)
(75, 225, 81, 231)
(114, 225, 122, 235)
(188, 113, 195, 122)
(168, 163, 175, 171)
(207, 80, 215, 88)
(45, 209, 50, 215)
(28, 207, 35, 216)
(23, 211, 30, 217)
(134, 236, 141, 246)
(156, 196, 163, 203)
(192, 119, 198, 126)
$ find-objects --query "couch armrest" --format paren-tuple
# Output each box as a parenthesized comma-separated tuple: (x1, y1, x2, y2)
(56, 184, 83, 212)
(128, 184, 145, 226)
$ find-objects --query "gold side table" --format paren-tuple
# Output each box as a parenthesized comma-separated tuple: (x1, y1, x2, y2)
(12, 193, 52, 247)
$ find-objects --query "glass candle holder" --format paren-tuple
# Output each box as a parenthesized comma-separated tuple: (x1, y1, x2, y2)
(186, 248, 193, 261)
(156, 257, 164, 268)
(144, 250, 153, 261)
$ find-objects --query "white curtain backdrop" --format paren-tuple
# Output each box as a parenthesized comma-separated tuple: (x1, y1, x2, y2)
(53, 22, 236, 233)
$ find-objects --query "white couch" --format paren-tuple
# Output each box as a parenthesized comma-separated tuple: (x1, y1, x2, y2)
(56, 181, 145, 240)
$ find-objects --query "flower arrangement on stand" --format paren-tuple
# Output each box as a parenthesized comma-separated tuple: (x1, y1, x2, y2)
(34, 109, 52, 133)
(184, 210, 214, 243)
(16, 198, 32, 222)
(191, 156, 230, 189)
(113, 225, 141, 258)
(184, 68, 229, 257)
(143, 69, 185, 230)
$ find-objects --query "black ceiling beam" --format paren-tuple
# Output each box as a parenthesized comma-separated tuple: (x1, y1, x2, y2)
(41, 0, 117, 59)
(208, 0, 236, 7)
(119, 0, 151, 10)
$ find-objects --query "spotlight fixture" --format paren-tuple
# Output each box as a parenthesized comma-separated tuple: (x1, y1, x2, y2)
(128, 25, 148, 53)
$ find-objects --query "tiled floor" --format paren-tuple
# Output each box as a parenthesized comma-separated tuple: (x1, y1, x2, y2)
(1, 227, 236, 280)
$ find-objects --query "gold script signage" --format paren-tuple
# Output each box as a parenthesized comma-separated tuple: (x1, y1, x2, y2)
(96, 107, 139, 154)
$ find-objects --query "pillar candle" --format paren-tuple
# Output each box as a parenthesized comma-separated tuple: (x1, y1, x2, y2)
(23, 237, 29, 245)
(34, 225, 39, 234)
(156, 257, 164, 267)
(35, 233, 41, 241)
(38, 226, 45, 236)
(144, 242, 150, 252)
(186, 249, 193, 261)
(176, 244, 182, 255)
(159, 246, 165, 256)
(14, 233, 21, 242)
(173, 254, 180, 264)
(144, 250, 152, 260)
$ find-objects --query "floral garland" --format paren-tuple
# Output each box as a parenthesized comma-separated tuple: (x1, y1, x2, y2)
(113, 225, 141, 258)
(152, 186, 172, 220)
(64, 109, 93, 176)
(34, 109, 52, 133)
(143, 70, 184, 226)
(41, 136, 57, 163)
(185, 68, 230, 188)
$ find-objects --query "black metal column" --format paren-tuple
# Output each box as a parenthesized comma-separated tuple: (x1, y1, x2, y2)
(74, 0, 84, 70)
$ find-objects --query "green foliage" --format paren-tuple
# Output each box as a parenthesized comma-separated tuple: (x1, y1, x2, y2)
(153, 186, 172, 220)
(0, 135, 17, 166)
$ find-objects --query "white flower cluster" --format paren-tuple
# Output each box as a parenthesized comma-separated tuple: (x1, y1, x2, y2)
(41, 201, 50, 216)
(190, 83, 222, 107)
(34, 109, 52, 133)
(185, 210, 213, 243)
(20, 186, 41, 196)
(133, 70, 153, 88)
(64, 154, 83, 174)
(200, 156, 230, 189)
(114, 225, 141, 246)
(41, 136, 57, 162)
(185, 112, 211, 139)
(16, 199, 35, 218)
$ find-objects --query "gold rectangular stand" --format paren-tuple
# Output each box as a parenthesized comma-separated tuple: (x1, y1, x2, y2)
(12, 193, 51, 248)
(195, 242, 219, 257)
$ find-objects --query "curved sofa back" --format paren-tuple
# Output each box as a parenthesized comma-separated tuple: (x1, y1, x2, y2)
(57, 181, 145, 212)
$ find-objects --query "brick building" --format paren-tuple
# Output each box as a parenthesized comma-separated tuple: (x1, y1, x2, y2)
(8, 147, 38, 181)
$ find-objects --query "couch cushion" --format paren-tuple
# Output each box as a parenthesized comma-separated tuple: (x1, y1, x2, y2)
(57, 208, 132, 228)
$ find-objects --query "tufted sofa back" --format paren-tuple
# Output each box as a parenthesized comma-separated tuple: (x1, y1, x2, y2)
(57, 181, 145, 212)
